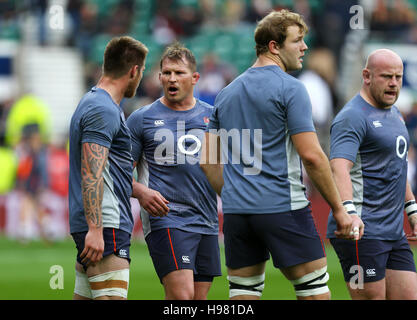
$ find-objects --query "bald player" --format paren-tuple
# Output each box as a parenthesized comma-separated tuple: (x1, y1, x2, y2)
(327, 49, 417, 300)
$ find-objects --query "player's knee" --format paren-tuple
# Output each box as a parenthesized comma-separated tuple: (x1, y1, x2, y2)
(162, 270, 195, 300)
(166, 289, 194, 300)
(290, 266, 330, 298)
(227, 273, 265, 298)
(88, 268, 129, 300)
(74, 270, 92, 299)
(164, 280, 194, 300)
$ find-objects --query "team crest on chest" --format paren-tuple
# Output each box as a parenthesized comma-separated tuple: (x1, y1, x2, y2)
(372, 120, 382, 128)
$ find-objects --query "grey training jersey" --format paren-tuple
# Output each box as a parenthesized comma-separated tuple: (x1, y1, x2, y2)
(327, 94, 409, 240)
(208, 65, 315, 214)
(69, 87, 134, 234)
(127, 99, 218, 238)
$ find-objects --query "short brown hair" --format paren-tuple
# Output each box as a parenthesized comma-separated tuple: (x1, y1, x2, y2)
(103, 36, 148, 78)
(160, 42, 197, 72)
(254, 9, 308, 56)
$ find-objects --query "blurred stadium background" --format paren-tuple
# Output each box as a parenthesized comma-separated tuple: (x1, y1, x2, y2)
(1, 0, 417, 300)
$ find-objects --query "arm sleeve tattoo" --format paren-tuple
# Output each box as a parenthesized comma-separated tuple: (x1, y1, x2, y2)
(81, 142, 109, 228)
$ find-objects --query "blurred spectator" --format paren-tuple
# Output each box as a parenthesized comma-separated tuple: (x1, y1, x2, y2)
(293, 0, 313, 26)
(244, 0, 274, 23)
(72, 1, 100, 59)
(0, 134, 15, 233)
(298, 47, 338, 198)
(407, 24, 417, 43)
(0, 0, 20, 40)
(130, 66, 162, 112)
(370, 0, 415, 42)
(175, 2, 202, 37)
(152, 10, 177, 45)
(153, 0, 202, 41)
(15, 124, 48, 197)
(298, 48, 338, 155)
(2, 125, 68, 241)
(0, 134, 16, 195)
(197, 52, 236, 105)
(0, 100, 12, 141)
(66, 0, 83, 46)
(199, 0, 218, 26)
(405, 101, 417, 193)
(5, 94, 51, 147)
(28, 0, 48, 46)
(221, 0, 246, 26)
(313, 0, 357, 65)
(142, 66, 163, 101)
(14, 123, 49, 241)
(406, 101, 417, 145)
(42, 141, 70, 240)
(105, 0, 134, 35)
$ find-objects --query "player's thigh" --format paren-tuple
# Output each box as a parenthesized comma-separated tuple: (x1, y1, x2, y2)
(223, 214, 269, 270)
(330, 238, 390, 299)
(71, 228, 131, 300)
(227, 262, 267, 277)
(162, 269, 195, 300)
(84, 229, 131, 300)
(146, 228, 200, 282)
(386, 269, 417, 300)
(385, 237, 417, 300)
(85, 254, 130, 300)
(348, 279, 386, 300)
(72, 228, 131, 273)
(86, 253, 129, 277)
(195, 234, 222, 279)
(252, 208, 329, 300)
(251, 207, 326, 269)
(280, 257, 327, 280)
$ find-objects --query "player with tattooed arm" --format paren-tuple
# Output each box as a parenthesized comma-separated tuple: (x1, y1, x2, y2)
(68, 36, 148, 300)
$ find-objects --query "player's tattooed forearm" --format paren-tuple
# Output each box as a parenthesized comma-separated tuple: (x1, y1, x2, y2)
(81, 143, 108, 228)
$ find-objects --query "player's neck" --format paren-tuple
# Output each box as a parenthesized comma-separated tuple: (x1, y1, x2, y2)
(253, 53, 286, 72)
(160, 96, 196, 111)
(97, 76, 125, 105)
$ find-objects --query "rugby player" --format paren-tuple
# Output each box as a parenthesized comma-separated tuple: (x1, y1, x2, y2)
(327, 48, 417, 300)
(69, 36, 148, 300)
(200, 10, 361, 300)
(127, 43, 221, 300)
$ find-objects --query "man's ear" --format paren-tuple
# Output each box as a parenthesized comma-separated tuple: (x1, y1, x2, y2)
(268, 40, 280, 55)
(192, 71, 200, 85)
(130, 65, 139, 79)
(362, 68, 371, 85)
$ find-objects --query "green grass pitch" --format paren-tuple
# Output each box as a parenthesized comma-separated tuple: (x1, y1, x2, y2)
(1, 235, 413, 300)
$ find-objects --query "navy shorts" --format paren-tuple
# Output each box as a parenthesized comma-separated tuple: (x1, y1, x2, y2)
(71, 228, 131, 271)
(330, 236, 416, 283)
(145, 228, 222, 282)
(223, 207, 326, 269)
